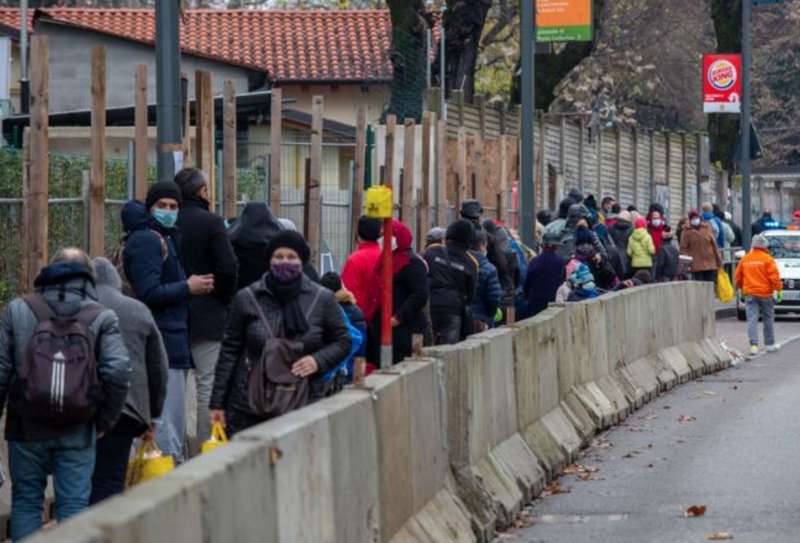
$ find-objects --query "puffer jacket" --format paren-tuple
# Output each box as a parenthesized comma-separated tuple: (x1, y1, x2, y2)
(734, 247, 781, 298)
(470, 251, 502, 325)
(0, 269, 130, 441)
(210, 275, 351, 416)
(121, 201, 192, 369)
(627, 228, 656, 269)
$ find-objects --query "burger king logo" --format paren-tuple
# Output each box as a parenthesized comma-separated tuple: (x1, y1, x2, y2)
(708, 60, 737, 91)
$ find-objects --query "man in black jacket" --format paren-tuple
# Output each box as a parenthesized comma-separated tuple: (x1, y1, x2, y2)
(424, 220, 479, 345)
(175, 168, 238, 447)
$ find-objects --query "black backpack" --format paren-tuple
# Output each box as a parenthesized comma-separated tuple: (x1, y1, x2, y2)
(244, 287, 322, 419)
(14, 295, 104, 426)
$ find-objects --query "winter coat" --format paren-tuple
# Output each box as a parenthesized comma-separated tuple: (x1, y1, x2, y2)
(648, 223, 665, 253)
(423, 243, 479, 314)
(627, 228, 656, 269)
(586, 257, 618, 290)
(679, 225, 721, 273)
(726, 219, 743, 247)
(523, 251, 566, 317)
(734, 247, 782, 298)
(210, 275, 351, 416)
(470, 251, 502, 325)
(654, 241, 680, 281)
(177, 197, 239, 341)
(369, 256, 430, 364)
(230, 204, 283, 290)
(341, 241, 383, 321)
(94, 258, 168, 431)
(0, 274, 130, 441)
(122, 201, 192, 369)
(484, 223, 518, 308)
(703, 213, 725, 248)
(609, 221, 634, 275)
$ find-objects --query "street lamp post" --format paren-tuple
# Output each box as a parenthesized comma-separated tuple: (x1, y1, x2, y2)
(520, 0, 536, 248)
(155, 0, 183, 183)
(740, 0, 753, 249)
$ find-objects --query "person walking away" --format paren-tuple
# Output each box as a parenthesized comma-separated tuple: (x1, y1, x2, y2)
(628, 217, 656, 276)
(424, 220, 479, 345)
(647, 210, 666, 253)
(0, 249, 130, 540)
(469, 229, 502, 332)
(174, 168, 238, 450)
(680, 210, 722, 283)
(90, 258, 168, 504)
(368, 220, 430, 363)
(230, 203, 283, 289)
(735, 235, 782, 355)
(653, 226, 680, 282)
(122, 182, 213, 463)
(524, 231, 566, 317)
(210, 231, 351, 435)
(567, 264, 600, 302)
(341, 216, 383, 324)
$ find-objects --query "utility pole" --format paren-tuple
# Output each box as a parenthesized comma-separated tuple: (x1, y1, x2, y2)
(520, 0, 536, 247)
(156, 0, 183, 183)
(20, 0, 29, 114)
(741, 0, 752, 249)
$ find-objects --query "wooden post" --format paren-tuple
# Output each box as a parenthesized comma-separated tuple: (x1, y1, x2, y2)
(89, 46, 106, 257)
(270, 87, 282, 216)
(412, 334, 424, 357)
(222, 80, 237, 219)
(303, 158, 311, 237)
(308, 96, 323, 264)
(134, 65, 148, 201)
(353, 357, 366, 386)
(352, 106, 367, 249)
(385, 114, 396, 190)
(20, 131, 30, 290)
(499, 134, 509, 222)
(401, 118, 415, 223)
(615, 126, 622, 201)
(436, 118, 448, 226)
(632, 128, 639, 208)
(182, 73, 192, 167)
(419, 111, 434, 250)
(27, 36, 49, 289)
(456, 127, 467, 210)
(195, 70, 215, 206)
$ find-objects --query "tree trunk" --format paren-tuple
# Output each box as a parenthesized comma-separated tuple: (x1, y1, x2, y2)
(385, 0, 429, 122)
(444, 0, 491, 102)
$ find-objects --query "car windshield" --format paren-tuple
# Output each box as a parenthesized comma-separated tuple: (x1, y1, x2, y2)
(767, 236, 800, 259)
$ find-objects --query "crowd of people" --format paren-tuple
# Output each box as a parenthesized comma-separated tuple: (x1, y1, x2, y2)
(0, 167, 759, 540)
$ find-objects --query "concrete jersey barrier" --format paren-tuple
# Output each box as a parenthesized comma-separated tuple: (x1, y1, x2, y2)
(27, 282, 730, 543)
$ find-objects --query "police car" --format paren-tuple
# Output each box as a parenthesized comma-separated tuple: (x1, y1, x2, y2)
(736, 230, 800, 320)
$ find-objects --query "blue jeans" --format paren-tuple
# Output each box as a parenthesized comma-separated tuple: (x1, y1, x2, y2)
(8, 427, 96, 541)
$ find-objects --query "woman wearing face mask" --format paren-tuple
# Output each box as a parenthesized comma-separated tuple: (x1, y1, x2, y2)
(679, 210, 722, 282)
(209, 230, 351, 436)
(647, 210, 666, 253)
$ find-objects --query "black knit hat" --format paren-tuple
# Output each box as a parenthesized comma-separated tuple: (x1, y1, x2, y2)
(357, 216, 382, 242)
(174, 168, 207, 200)
(265, 229, 311, 263)
(446, 219, 475, 249)
(460, 199, 483, 220)
(145, 181, 183, 211)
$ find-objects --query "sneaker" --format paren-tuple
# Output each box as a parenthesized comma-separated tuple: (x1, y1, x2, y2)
(750, 345, 759, 356)
(767, 344, 780, 353)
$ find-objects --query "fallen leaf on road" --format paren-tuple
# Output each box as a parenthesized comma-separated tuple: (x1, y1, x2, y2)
(622, 453, 634, 459)
(541, 481, 570, 497)
(663, 405, 672, 410)
(706, 532, 733, 540)
(683, 505, 707, 517)
(732, 385, 739, 390)
(703, 390, 718, 396)
(647, 463, 655, 468)
(678, 415, 697, 423)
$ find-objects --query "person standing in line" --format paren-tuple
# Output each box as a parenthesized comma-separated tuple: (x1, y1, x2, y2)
(628, 217, 656, 276)
(653, 226, 680, 282)
(174, 168, 239, 450)
(647, 209, 666, 254)
(524, 231, 567, 317)
(229, 203, 284, 290)
(469, 228, 502, 332)
(680, 210, 722, 283)
(0, 249, 130, 540)
(122, 182, 214, 463)
(424, 220, 479, 345)
(90, 257, 168, 504)
(735, 235, 782, 355)
(341, 216, 383, 325)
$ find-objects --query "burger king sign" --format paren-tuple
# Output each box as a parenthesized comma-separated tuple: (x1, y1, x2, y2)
(703, 54, 742, 114)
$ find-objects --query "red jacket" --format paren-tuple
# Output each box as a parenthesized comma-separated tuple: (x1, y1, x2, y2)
(341, 241, 382, 321)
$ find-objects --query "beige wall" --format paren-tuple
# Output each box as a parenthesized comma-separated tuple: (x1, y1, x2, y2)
(8, 42, 20, 113)
(279, 83, 389, 127)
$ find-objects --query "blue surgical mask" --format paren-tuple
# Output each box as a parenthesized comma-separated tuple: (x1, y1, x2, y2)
(152, 208, 179, 229)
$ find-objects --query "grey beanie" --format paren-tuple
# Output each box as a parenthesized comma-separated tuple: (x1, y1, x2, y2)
(752, 235, 769, 249)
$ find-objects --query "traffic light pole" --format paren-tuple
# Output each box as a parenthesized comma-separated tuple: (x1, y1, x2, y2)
(741, 0, 752, 249)
(520, 0, 536, 248)
(156, 0, 183, 184)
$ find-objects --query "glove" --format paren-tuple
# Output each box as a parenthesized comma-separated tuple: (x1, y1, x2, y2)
(774, 291, 783, 304)
(494, 308, 503, 323)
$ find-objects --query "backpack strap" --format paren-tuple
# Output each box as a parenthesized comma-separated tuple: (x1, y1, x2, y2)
(304, 287, 324, 322)
(23, 295, 54, 322)
(245, 287, 275, 339)
(76, 303, 106, 328)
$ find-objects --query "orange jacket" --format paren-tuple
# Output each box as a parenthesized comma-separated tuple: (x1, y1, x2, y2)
(734, 247, 782, 298)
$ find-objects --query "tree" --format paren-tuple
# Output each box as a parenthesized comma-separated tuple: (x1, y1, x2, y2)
(443, 0, 492, 101)
(384, 0, 431, 122)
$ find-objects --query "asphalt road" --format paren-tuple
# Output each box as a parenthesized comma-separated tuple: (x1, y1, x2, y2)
(508, 324, 800, 543)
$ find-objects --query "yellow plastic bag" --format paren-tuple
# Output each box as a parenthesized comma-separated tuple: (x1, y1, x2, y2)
(716, 269, 734, 303)
(365, 186, 393, 219)
(201, 421, 229, 455)
(126, 436, 175, 487)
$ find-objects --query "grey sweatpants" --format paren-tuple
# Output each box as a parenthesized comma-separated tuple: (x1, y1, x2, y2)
(189, 340, 221, 446)
(155, 369, 187, 464)
(745, 296, 775, 347)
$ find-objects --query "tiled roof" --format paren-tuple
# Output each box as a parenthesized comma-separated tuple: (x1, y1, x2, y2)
(0, 8, 423, 83)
